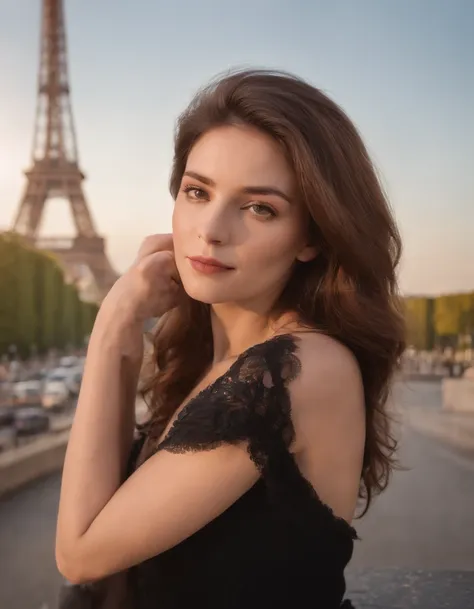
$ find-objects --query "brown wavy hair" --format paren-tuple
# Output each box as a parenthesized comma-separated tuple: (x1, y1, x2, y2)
(141, 68, 406, 516)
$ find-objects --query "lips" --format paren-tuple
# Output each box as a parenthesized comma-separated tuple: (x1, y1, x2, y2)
(187, 256, 235, 275)
(188, 256, 233, 270)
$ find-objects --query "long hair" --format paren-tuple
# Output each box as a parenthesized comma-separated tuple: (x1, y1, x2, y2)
(140, 68, 406, 516)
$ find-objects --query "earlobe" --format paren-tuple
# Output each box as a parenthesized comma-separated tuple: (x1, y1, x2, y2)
(296, 245, 318, 263)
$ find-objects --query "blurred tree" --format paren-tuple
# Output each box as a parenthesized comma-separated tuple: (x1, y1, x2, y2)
(434, 293, 474, 340)
(0, 232, 99, 357)
(404, 297, 435, 350)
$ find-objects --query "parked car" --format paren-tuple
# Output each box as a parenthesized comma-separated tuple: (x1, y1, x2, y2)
(42, 380, 70, 411)
(12, 380, 42, 407)
(13, 407, 50, 435)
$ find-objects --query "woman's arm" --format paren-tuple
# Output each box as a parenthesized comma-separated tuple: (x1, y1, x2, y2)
(55, 234, 180, 580)
(55, 313, 142, 571)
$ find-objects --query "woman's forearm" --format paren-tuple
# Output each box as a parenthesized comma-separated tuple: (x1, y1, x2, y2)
(55, 234, 179, 575)
(56, 310, 144, 559)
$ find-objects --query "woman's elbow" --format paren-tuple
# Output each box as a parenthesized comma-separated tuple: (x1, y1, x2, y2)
(56, 542, 96, 585)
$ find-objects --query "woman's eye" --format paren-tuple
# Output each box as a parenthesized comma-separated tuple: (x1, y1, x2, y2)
(183, 186, 208, 200)
(247, 203, 276, 218)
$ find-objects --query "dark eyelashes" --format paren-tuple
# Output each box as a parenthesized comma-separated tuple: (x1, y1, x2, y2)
(250, 203, 276, 217)
(182, 185, 207, 198)
(181, 185, 277, 218)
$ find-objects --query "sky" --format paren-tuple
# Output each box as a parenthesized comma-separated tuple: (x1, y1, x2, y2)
(0, 0, 473, 296)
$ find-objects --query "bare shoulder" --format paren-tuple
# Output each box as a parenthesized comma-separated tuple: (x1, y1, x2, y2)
(289, 331, 364, 411)
(286, 331, 366, 520)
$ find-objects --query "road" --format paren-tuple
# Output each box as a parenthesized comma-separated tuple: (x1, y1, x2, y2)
(0, 474, 62, 609)
(391, 378, 444, 410)
(0, 381, 473, 609)
(349, 426, 474, 571)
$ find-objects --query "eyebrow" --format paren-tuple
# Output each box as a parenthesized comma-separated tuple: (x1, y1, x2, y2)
(183, 170, 292, 204)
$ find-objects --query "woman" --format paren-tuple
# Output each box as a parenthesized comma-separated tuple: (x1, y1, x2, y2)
(56, 69, 405, 609)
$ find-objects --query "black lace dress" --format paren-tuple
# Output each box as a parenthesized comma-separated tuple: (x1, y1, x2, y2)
(126, 333, 358, 609)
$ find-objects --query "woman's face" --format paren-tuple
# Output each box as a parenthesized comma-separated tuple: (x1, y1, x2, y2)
(172, 124, 316, 309)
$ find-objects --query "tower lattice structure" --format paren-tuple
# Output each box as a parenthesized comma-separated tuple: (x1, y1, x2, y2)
(11, 0, 117, 298)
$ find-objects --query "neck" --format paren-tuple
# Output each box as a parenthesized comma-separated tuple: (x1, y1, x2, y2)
(209, 303, 299, 364)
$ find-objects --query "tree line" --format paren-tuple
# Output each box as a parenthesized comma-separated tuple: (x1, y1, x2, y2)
(404, 292, 474, 351)
(0, 232, 99, 358)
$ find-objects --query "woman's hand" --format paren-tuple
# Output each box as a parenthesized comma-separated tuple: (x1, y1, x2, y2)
(100, 233, 181, 326)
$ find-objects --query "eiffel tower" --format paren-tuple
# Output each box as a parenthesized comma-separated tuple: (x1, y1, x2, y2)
(11, 0, 117, 299)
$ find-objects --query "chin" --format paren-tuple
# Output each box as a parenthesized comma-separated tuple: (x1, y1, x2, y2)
(179, 274, 236, 305)
(183, 285, 235, 305)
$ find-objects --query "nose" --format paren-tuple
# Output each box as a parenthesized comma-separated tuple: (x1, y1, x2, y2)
(198, 199, 232, 245)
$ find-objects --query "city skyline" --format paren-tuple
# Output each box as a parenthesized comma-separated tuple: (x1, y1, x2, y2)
(0, 0, 473, 296)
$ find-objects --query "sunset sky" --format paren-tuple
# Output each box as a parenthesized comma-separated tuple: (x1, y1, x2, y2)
(0, 0, 472, 296)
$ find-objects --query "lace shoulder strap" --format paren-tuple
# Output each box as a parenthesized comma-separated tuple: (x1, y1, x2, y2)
(156, 333, 301, 472)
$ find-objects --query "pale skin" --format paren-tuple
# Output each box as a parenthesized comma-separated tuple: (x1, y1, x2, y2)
(56, 125, 366, 584)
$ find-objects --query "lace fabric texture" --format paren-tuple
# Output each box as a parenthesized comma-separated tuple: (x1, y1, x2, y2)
(159, 333, 302, 460)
